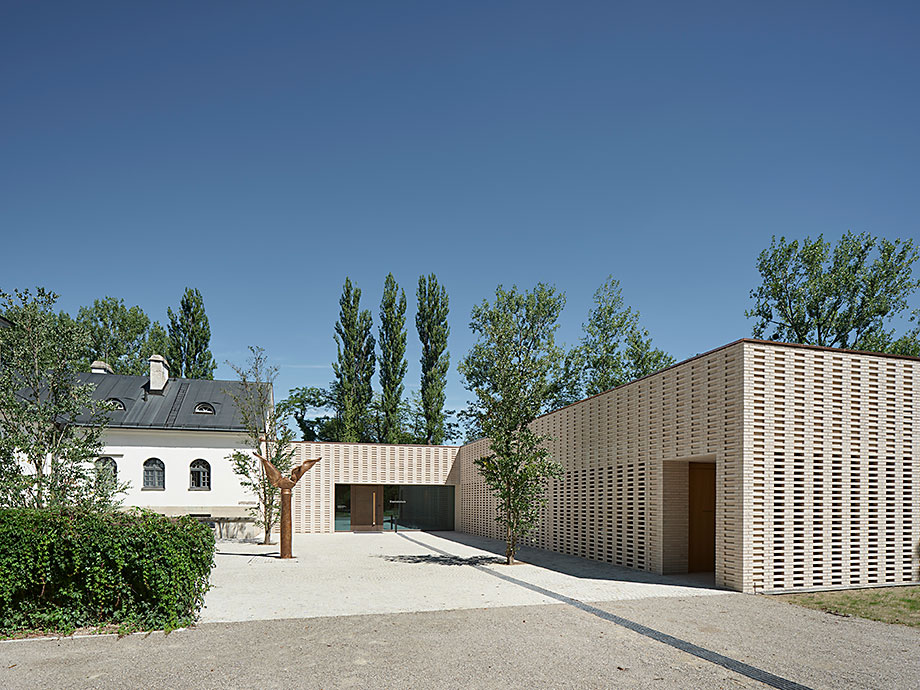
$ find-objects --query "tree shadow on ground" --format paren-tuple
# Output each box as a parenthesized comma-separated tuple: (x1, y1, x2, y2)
(378, 554, 504, 566)
(419, 531, 721, 590)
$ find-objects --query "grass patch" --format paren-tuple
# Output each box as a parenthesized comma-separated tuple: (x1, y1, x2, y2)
(778, 586, 920, 628)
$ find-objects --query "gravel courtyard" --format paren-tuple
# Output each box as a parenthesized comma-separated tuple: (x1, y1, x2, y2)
(201, 530, 724, 622)
(2, 531, 918, 689)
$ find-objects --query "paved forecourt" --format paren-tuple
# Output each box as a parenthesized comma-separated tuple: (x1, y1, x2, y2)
(201, 530, 723, 623)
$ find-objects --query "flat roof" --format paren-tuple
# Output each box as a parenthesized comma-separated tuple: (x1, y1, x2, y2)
(535, 338, 920, 422)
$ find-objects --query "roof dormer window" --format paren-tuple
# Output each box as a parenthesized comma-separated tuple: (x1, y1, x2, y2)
(106, 398, 126, 411)
(194, 402, 215, 415)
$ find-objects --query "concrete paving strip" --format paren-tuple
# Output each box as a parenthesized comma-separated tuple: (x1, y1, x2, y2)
(201, 530, 725, 623)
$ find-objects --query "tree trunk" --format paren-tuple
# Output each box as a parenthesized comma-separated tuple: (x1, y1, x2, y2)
(505, 487, 514, 565)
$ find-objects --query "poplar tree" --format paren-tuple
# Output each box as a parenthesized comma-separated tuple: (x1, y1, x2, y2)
(378, 274, 408, 444)
(167, 287, 216, 379)
(416, 274, 450, 444)
(332, 278, 375, 442)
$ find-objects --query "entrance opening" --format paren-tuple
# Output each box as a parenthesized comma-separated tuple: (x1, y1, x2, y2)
(334, 484, 454, 531)
(688, 463, 716, 572)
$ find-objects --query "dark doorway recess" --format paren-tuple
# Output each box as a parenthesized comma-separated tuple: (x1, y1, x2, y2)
(335, 484, 454, 532)
(688, 463, 716, 572)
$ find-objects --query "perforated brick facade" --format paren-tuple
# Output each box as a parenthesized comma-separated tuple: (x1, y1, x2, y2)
(456, 342, 746, 589)
(286, 340, 920, 594)
(455, 340, 920, 593)
(287, 442, 459, 533)
(743, 341, 920, 592)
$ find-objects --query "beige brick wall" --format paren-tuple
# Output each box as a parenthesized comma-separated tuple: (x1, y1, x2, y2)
(288, 442, 459, 533)
(281, 340, 920, 594)
(457, 342, 746, 590)
(742, 341, 920, 592)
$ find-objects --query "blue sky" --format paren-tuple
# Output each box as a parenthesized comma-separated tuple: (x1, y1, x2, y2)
(2, 1, 919, 417)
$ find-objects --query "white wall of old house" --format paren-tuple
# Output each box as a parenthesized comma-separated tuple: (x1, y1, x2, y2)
(100, 428, 255, 517)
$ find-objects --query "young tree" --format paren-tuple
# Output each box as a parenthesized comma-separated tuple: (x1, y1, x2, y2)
(378, 273, 408, 444)
(747, 232, 920, 351)
(331, 278, 375, 442)
(551, 277, 674, 409)
(167, 287, 217, 379)
(416, 274, 450, 444)
(459, 284, 566, 564)
(224, 346, 295, 544)
(74, 296, 169, 375)
(0, 288, 121, 509)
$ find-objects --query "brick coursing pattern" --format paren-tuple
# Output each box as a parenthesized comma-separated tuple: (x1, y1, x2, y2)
(287, 442, 459, 533)
(283, 340, 920, 594)
(456, 343, 745, 590)
(743, 342, 920, 592)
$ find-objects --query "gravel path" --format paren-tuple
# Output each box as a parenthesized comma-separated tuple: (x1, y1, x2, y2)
(3, 531, 917, 689)
(3, 594, 917, 689)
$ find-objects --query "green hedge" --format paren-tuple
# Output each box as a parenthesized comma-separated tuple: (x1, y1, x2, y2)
(0, 508, 215, 634)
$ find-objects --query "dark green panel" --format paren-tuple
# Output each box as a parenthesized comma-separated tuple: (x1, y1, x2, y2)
(395, 485, 455, 531)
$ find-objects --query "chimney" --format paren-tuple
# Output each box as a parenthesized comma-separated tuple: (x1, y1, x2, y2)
(91, 360, 114, 375)
(149, 355, 169, 393)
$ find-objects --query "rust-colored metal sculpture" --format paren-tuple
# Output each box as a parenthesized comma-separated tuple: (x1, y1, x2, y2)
(255, 453, 320, 559)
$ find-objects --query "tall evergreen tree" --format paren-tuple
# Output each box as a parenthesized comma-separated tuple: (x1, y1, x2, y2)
(416, 274, 450, 444)
(332, 278, 376, 442)
(167, 288, 216, 379)
(378, 274, 408, 444)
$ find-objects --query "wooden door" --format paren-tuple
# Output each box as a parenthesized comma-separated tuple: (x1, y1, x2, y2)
(350, 485, 384, 531)
(688, 463, 716, 572)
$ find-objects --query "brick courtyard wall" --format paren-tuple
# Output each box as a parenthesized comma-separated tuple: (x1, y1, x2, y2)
(743, 341, 920, 592)
(288, 442, 459, 533)
(457, 342, 746, 591)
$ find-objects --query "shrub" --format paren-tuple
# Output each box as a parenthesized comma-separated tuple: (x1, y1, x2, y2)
(0, 508, 215, 634)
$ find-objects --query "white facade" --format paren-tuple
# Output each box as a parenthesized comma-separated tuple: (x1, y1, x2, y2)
(102, 428, 255, 518)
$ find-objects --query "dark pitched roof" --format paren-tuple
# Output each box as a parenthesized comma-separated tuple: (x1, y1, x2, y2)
(0, 314, 11, 329)
(78, 373, 263, 432)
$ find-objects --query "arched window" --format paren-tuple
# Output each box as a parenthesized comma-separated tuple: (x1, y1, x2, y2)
(189, 459, 211, 490)
(106, 398, 126, 411)
(143, 458, 165, 490)
(95, 457, 117, 484)
(194, 402, 215, 415)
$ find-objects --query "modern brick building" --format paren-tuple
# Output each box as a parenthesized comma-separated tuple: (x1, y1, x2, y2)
(290, 339, 920, 594)
(87, 338, 917, 594)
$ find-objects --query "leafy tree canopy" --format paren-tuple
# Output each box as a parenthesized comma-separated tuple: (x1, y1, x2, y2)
(281, 386, 341, 442)
(73, 296, 169, 375)
(552, 277, 674, 409)
(0, 288, 122, 510)
(748, 232, 920, 353)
